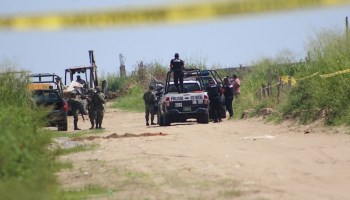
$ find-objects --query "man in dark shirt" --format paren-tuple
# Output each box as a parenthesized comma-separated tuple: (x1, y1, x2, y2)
(206, 79, 221, 123)
(221, 77, 234, 118)
(170, 53, 185, 93)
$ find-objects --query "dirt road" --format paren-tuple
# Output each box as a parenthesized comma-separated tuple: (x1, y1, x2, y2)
(57, 105, 350, 200)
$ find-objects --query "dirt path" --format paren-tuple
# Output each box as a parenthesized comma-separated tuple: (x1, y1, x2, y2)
(57, 105, 350, 200)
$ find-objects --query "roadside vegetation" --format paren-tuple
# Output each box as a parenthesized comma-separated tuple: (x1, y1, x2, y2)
(109, 28, 350, 127)
(234, 28, 350, 126)
(0, 69, 113, 199)
(0, 70, 62, 200)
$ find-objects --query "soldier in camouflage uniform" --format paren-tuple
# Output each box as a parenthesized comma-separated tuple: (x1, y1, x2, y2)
(143, 85, 157, 126)
(86, 88, 96, 130)
(92, 86, 106, 129)
(70, 91, 83, 130)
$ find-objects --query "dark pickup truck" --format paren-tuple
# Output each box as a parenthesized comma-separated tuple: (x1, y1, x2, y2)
(28, 73, 68, 131)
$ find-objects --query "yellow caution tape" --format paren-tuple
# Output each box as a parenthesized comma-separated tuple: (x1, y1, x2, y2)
(280, 76, 297, 85)
(0, 0, 349, 30)
(319, 68, 350, 78)
(296, 72, 319, 81)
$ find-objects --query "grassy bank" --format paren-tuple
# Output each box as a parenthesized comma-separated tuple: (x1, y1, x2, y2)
(0, 71, 62, 200)
(234, 28, 350, 126)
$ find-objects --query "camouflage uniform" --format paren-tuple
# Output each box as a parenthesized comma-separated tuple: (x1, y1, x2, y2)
(70, 93, 83, 130)
(92, 86, 106, 129)
(143, 85, 157, 126)
(87, 88, 96, 129)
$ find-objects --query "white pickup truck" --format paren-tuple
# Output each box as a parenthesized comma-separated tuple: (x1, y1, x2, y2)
(157, 69, 210, 126)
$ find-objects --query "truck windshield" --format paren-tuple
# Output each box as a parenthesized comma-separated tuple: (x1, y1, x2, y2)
(33, 90, 60, 101)
(168, 83, 201, 93)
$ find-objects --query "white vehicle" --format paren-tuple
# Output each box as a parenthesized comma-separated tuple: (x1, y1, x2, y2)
(157, 69, 209, 126)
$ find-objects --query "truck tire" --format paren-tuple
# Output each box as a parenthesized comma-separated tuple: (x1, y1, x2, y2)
(163, 115, 171, 126)
(197, 113, 209, 124)
(58, 119, 68, 131)
(158, 111, 165, 126)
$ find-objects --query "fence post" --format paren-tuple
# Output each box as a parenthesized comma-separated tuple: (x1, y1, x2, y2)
(267, 69, 272, 96)
(257, 87, 262, 100)
(346, 16, 349, 41)
(262, 83, 266, 97)
(119, 53, 126, 78)
(277, 76, 281, 103)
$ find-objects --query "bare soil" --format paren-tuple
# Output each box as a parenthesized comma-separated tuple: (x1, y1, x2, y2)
(57, 104, 350, 200)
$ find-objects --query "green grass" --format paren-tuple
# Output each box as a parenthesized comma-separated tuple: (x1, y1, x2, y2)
(110, 83, 145, 112)
(0, 69, 64, 200)
(61, 184, 114, 200)
(234, 28, 350, 126)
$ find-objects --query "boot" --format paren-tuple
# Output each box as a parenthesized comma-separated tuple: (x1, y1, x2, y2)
(151, 116, 155, 125)
(89, 122, 95, 130)
(74, 121, 81, 130)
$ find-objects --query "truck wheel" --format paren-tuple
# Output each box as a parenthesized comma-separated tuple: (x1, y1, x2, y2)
(220, 105, 227, 118)
(197, 113, 209, 124)
(158, 111, 165, 126)
(163, 115, 171, 126)
(58, 119, 68, 131)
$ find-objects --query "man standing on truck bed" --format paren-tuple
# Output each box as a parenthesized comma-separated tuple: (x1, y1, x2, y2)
(170, 53, 185, 93)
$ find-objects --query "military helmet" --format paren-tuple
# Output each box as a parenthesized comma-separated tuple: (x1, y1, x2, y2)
(174, 53, 179, 58)
(95, 86, 102, 92)
(149, 85, 154, 90)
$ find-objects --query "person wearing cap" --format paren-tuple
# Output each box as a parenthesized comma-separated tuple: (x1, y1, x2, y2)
(86, 88, 96, 129)
(206, 79, 222, 123)
(170, 53, 185, 93)
(55, 76, 67, 90)
(76, 75, 86, 85)
(92, 86, 106, 129)
(221, 77, 234, 118)
(69, 91, 84, 130)
(231, 74, 241, 98)
(143, 85, 157, 126)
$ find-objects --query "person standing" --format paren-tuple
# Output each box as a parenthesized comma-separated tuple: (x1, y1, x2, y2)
(55, 77, 67, 91)
(206, 79, 221, 123)
(232, 74, 241, 98)
(143, 85, 157, 126)
(69, 91, 83, 130)
(170, 53, 185, 93)
(76, 75, 86, 85)
(86, 88, 96, 130)
(92, 86, 106, 129)
(221, 77, 234, 118)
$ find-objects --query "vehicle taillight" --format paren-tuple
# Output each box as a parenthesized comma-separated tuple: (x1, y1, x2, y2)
(204, 95, 208, 105)
(63, 101, 68, 112)
(165, 97, 170, 107)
